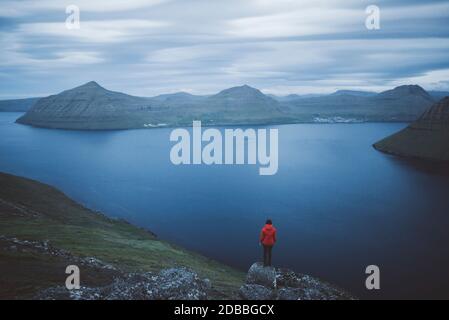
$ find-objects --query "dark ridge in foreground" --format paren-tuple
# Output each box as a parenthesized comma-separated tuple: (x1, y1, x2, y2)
(374, 97, 449, 161)
(0, 172, 352, 300)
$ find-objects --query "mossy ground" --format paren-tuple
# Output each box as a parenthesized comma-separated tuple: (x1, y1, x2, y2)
(0, 172, 245, 299)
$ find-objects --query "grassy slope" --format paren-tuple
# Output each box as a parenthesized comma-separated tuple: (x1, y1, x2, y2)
(0, 172, 244, 299)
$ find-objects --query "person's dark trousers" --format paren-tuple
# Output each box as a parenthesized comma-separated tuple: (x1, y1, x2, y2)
(263, 245, 273, 267)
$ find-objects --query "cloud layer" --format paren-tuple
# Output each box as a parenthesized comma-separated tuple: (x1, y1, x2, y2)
(1, 0, 449, 98)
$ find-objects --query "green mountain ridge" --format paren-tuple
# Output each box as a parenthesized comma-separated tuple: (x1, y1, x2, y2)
(12, 81, 448, 130)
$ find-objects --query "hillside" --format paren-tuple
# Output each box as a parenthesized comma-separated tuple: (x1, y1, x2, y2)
(16, 82, 158, 129)
(0, 171, 244, 299)
(285, 85, 435, 122)
(16, 82, 290, 129)
(203, 85, 289, 124)
(373, 97, 449, 161)
(0, 97, 40, 112)
(15, 82, 441, 130)
(0, 172, 353, 300)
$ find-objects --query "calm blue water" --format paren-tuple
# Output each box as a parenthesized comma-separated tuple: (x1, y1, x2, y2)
(1, 112, 449, 299)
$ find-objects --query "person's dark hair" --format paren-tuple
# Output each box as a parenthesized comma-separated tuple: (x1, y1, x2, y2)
(266, 219, 272, 225)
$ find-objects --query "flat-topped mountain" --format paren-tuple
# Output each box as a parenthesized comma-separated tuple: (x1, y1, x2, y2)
(15, 81, 441, 130)
(374, 97, 449, 161)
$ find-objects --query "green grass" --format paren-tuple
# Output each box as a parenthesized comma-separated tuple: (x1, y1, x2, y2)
(0, 172, 245, 299)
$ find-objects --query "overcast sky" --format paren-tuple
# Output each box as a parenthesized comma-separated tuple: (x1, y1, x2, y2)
(1, 0, 449, 98)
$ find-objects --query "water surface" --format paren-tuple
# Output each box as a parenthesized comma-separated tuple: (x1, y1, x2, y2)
(1, 112, 449, 299)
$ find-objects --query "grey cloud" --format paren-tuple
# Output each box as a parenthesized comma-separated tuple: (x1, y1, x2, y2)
(0, 0, 449, 98)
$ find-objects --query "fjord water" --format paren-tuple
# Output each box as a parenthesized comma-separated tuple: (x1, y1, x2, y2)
(1, 112, 449, 299)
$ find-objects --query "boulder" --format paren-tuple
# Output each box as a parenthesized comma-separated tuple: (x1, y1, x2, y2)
(148, 267, 210, 300)
(239, 262, 354, 300)
(246, 262, 276, 289)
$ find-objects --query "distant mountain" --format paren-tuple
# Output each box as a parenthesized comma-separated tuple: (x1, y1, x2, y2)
(375, 84, 431, 99)
(0, 97, 40, 112)
(428, 90, 449, 101)
(151, 92, 206, 105)
(369, 85, 435, 121)
(271, 93, 325, 102)
(330, 90, 377, 97)
(16, 82, 440, 130)
(285, 85, 435, 122)
(201, 85, 288, 125)
(209, 85, 275, 103)
(16, 82, 289, 129)
(16, 81, 157, 129)
(374, 97, 449, 161)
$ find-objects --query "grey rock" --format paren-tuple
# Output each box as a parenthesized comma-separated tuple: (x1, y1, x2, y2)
(276, 268, 302, 288)
(36, 267, 210, 300)
(239, 284, 275, 300)
(246, 262, 277, 289)
(239, 262, 355, 300)
(148, 267, 209, 300)
(277, 288, 303, 300)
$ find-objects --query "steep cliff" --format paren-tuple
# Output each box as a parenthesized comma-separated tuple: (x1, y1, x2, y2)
(374, 97, 449, 161)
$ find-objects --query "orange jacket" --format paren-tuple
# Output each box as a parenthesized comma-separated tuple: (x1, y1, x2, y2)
(260, 224, 277, 246)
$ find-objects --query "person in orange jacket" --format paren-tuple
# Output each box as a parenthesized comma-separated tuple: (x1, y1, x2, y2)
(260, 219, 277, 267)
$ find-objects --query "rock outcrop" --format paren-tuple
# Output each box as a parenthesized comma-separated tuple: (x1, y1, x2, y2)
(36, 267, 211, 300)
(239, 262, 354, 300)
(37, 262, 354, 300)
(374, 97, 449, 161)
(245, 262, 277, 289)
